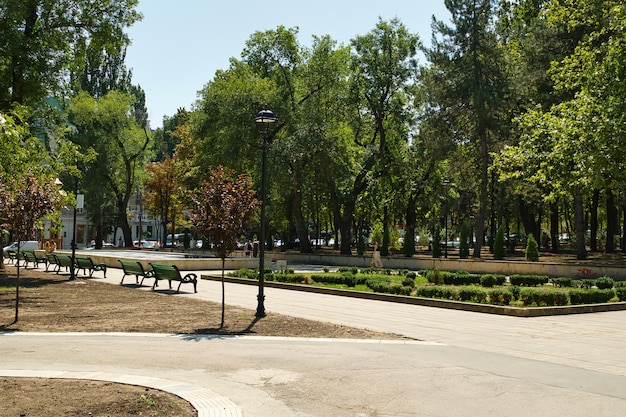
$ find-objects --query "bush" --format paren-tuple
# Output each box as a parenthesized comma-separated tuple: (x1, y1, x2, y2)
(615, 286, 626, 301)
(423, 269, 444, 285)
(271, 273, 305, 283)
(595, 276, 614, 289)
(458, 287, 488, 303)
(525, 234, 539, 262)
(480, 274, 505, 287)
(569, 289, 615, 305)
(415, 286, 457, 300)
(519, 288, 568, 307)
(487, 289, 513, 306)
(550, 277, 572, 288)
(509, 274, 549, 287)
(453, 272, 481, 286)
(493, 224, 505, 260)
(402, 276, 416, 288)
(432, 226, 442, 258)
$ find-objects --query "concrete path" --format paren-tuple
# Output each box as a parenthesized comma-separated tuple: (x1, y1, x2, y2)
(1, 263, 626, 416)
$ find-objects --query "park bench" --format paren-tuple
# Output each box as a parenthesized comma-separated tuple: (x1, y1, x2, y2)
(75, 256, 107, 278)
(45, 252, 59, 272)
(22, 250, 48, 269)
(149, 263, 198, 293)
(5, 250, 17, 265)
(54, 254, 74, 274)
(118, 259, 155, 286)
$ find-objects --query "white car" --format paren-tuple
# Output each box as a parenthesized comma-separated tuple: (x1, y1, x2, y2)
(3, 241, 39, 253)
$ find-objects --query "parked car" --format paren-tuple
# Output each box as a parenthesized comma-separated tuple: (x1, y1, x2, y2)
(3, 241, 40, 255)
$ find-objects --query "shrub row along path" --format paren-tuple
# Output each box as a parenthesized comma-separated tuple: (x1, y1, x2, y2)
(1, 259, 626, 416)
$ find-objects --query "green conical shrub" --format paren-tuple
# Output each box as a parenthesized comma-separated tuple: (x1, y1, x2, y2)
(525, 234, 539, 262)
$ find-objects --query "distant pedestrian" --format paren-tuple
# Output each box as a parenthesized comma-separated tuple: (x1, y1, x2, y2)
(245, 240, 252, 257)
(371, 241, 383, 268)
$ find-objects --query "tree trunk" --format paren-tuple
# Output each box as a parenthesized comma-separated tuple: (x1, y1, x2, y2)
(606, 189, 617, 253)
(472, 133, 489, 258)
(550, 201, 559, 253)
(291, 188, 312, 253)
(519, 196, 540, 243)
(590, 189, 599, 252)
(403, 195, 416, 257)
(574, 189, 587, 260)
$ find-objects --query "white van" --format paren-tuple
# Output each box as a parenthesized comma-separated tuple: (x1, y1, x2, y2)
(3, 241, 40, 254)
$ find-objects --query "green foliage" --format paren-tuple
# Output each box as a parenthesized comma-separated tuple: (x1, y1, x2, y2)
(458, 287, 488, 303)
(525, 234, 540, 262)
(458, 221, 470, 259)
(415, 286, 458, 300)
(595, 276, 614, 290)
(615, 286, 626, 302)
(569, 289, 615, 305)
(493, 224, 505, 260)
(432, 226, 442, 258)
(550, 277, 572, 288)
(487, 289, 513, 306)
(509, 275, 549, 287)
(519, 288, 569, 307)
(357, 233, 366, 255)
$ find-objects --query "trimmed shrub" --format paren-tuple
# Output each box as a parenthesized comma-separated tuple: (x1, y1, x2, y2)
(494, 224, 505, 260)
(520, 288, 568, 307)
(487, 289, 513, 306)
(525, 234, 539, 262)
(415, 286, 457, 300)
(402, 276, 416, 288)
(271, 273, 305, 283)
(453, 271, 481, 286)
(615, 286, 626, 301)
(595, 276, 614, 290)
(569, 289, 615, 305)
(480, 274, 505, 287)
(550, 277, 572, 288)
(458, 287, 488, 303)
(509, 274, 549, 287)
(432, 226, 442, 258)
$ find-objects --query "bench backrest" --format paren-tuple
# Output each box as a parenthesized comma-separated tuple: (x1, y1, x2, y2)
(46, 253, 57, 263)
(75, 257, 94, 268)
(23, 250, 36, 260)
(55, 254, 73, 266)
(118, 259, 144, 274)
(149, 263, 182, 280)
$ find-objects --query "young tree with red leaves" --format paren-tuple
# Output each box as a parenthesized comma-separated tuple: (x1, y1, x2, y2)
(191, 166, 259, 328)
(0, 172, 63, 322)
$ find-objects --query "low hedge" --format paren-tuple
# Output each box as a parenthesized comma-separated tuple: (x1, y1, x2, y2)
(415, 286, 458, 300)
(509, 275, 550, 287)
(519, 288, 569, 307)
(487, 288, 514, 306)
(569, 289, 615, 305)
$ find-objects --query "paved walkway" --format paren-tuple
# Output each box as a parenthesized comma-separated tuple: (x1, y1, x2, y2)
(1, 263, 626, 416)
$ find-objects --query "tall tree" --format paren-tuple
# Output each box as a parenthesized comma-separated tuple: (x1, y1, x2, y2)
(67, 90, 151, 247)
(424, 0, 507, 257)
(0, 0, 141, 111)
(329, 18, 421, 255)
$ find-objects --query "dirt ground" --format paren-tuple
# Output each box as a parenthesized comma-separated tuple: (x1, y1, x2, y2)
(0, 265, 405, 416)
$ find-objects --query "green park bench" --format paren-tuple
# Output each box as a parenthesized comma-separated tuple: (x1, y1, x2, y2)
(22, 250, 48, 269)
(5, 250, 17, 265)
(54, 254, 74, 274)
(45, 252, 59, 272)
(75, 256, 107, 278)
(118, 259, 155, 286)
(149, 263, 198, 293)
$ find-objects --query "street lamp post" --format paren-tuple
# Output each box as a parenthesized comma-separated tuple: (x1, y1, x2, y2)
(443, 179, 451, 259)
(254, 108, 277, 318)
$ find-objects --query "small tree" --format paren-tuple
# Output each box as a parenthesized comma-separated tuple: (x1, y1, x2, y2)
(0, 172, 62, 322)
(432, 226, 442, 258)
(494, 224, 505, 260)
(459, 220, 470, 259)
(525, 234, 540, 262)
(191, 166, 259, 328)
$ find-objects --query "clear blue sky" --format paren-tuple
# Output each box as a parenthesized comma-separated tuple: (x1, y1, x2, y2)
(125, 0, 450, 128)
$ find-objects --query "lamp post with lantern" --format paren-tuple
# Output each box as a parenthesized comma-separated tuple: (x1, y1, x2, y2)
(254, 108, 277, 318)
